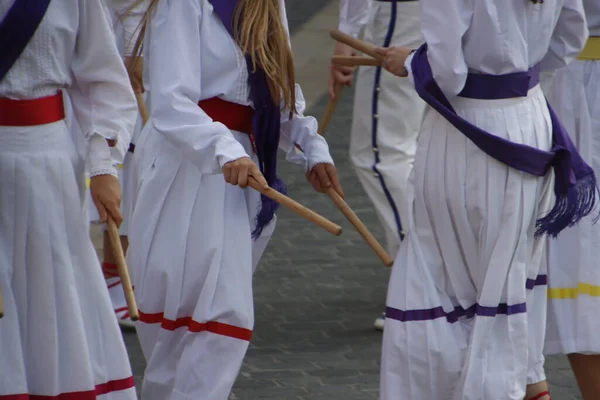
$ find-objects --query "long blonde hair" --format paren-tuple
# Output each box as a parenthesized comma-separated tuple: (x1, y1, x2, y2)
(126, 0, 296, 113)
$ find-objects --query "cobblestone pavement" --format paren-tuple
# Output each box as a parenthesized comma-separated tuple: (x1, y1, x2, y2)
(102, 1, 584, 398)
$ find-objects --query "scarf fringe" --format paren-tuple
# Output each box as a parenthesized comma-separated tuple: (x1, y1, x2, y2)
(251, 177, 286, 239)
(535, 173, 599, 238)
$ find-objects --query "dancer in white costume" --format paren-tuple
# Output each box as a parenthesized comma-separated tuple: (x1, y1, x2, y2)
(376, 0, 589, 399)
(125, 0, 342, 398)
(330, 0, 425, 330)
(543, 1, 600, 398)
(0, 0, 138, 398)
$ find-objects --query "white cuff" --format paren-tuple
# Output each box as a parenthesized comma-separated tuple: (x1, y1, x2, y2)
(404, 51, 416, 87)
(88, 133, 119, 177)
(303, 136, 335, 172)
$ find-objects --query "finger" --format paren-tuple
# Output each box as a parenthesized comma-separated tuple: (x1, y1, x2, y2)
(250, 166, 269, 190)
(326, 165, 345, 199)
(93, 199, 108, 224)
(328, 75, 336, 99)
(238, 164, 249, 188)
(309, 170, 323, 193)
(230, 164, 239, 186)
(314, 164, 333, 190)
(375, 47, 389, 56)
(223, 164, 232, 183)
(107, 202, 124, 227)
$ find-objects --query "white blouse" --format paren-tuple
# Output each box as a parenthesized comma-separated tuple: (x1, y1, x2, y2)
(0, 0, 137, 175)
(406, 0, 589, 98)
(139, 0, 333, 175)
(584, 0, 600, 36)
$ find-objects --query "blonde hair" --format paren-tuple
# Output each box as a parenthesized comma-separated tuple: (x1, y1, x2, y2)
(126, 0, 296, 113)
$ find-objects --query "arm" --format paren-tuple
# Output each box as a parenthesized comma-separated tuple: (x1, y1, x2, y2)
(339, 0, 372, 37)
(406, 0, 473, 97)
(69, 0, 138, 176)
(540, 0, 588, 72)
(148, 0, 248, 174)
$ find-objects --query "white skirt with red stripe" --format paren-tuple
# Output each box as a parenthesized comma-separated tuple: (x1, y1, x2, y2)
(0, 121, 136, 399)
(127, 128, 268, 400)
(543, 60, 600, 355)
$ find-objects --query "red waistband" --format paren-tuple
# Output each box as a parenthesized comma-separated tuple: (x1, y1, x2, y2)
(0, 92, 65, 126)
(199, 97, 254, 134)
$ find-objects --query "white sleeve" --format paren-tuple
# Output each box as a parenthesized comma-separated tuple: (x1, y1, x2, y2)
(148, 0, 248, 175)
(413, 0, 473, 97)
(69, 0, 138, 176)
(540, 0, 588, 72)
(339, 0, 372, 37)
(278, 0, 334, 170)
(109, 0, 148, 56)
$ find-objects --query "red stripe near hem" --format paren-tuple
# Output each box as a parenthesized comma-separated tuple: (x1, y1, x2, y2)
(138, 310, 252, 342)
(1, 376, 135, 399)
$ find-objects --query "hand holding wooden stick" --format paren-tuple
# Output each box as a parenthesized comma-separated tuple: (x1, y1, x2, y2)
(332, 55, 381, 67)
(247, 176, 343, 236)
(330, 29, 385, 63)
(107, 217, 139, 321)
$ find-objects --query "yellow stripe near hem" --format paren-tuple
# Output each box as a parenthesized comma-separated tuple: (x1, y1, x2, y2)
(548, 283, 600, 299)
(577, 37, 600, 60)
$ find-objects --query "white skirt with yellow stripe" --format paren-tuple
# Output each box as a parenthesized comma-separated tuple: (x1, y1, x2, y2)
(542, 47, 600, 355)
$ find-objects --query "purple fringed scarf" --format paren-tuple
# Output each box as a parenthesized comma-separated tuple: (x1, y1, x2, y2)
(0, 0, 52, 82)
(411, 44, 597, 237)
(209, 0, 286, 238)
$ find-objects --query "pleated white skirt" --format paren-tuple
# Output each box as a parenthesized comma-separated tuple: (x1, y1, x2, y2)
(381, 85, 554, 400)
(0, 121, 136, 399)
(543, 60, 600, 355)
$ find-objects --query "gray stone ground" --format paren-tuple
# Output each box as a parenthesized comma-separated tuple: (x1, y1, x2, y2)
(94, 1, 584, 398)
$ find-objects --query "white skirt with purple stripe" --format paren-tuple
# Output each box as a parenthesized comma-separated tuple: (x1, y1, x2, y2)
(381, 85, 554, 400)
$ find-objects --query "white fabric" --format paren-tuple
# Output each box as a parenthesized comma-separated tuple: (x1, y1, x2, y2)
(543, 60, 600, 355)
(338, 0, 372, 37)
(408, 0, 588, 97)
(381, 86, 554, 400)
(0, 0, 136, 171)
(109, 0, 148, 56)
(126, 1, 335, 398)
(348, 1, 425, 257)
(0, 122, 136, 399)
(583, 0, 600, 36)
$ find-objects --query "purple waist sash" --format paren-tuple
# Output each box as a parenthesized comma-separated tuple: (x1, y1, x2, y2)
(411, 44, 597, 237)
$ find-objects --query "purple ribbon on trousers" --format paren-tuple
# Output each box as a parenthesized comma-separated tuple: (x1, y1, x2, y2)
(411, 44, 597, 237)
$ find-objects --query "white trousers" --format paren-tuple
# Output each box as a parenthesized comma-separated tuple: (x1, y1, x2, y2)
(381, 87, 554, 400)
(128, 127, 269, 400)
(350, 1, 425, 257)
(543, 60, 600, 355)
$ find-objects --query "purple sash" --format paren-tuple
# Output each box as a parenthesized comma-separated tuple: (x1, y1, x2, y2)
(411, 44, 597, 237)
(0, 0, 52, 82)
(208, 0, 286, 238)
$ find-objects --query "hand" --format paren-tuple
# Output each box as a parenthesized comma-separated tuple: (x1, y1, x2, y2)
(329, 42, 356, 99)
(306, 163, 344, 198)
(90, 174, 123, 226)
(124, 56, 144, 94)
(223, 157, 268, 189)
(375, 46, 412, 77)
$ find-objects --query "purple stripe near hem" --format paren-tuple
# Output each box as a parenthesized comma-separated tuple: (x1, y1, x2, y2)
(386, 274, 547, 323)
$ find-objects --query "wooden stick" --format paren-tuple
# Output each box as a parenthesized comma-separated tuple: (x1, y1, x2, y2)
(0, 286, 4, 319)
(247, 176, 342, 236)
(135, 92, 149, 125)
(332, 55, 381, 67)
(318, 82, 344, 135)
(107, 217, 139, 321)
(326, 188, 393, 267)
(330, 29, 385, 62)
